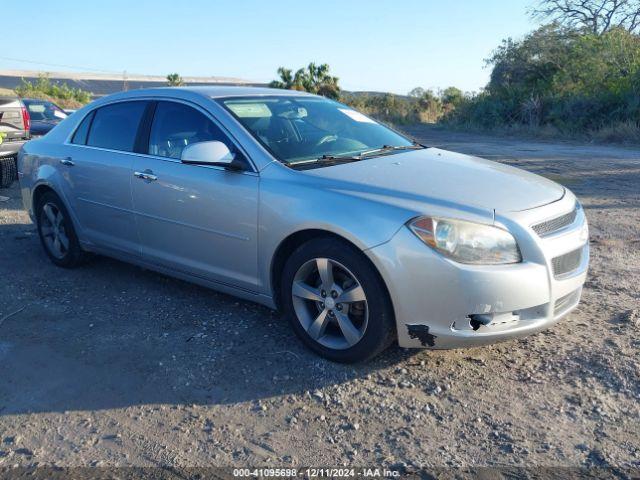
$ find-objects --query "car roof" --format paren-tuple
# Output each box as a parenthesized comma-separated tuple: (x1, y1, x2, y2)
(186, 86, 316, 98)
(98, 86, 316, 103)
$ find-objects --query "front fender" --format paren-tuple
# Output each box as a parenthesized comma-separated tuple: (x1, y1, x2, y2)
(256, 162, 496, 298)
(257, 167, 418, 296)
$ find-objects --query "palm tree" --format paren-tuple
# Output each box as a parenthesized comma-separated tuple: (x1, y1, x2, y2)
(269, 63, 340, 99)
(166, 73, 184, 87)
(269, 67, 296, 89)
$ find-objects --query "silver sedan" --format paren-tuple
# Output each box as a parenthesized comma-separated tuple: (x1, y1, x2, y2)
(17, 87, 589, 362)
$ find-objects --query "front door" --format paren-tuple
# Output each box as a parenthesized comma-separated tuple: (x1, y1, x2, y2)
(131, 100, 259, 291)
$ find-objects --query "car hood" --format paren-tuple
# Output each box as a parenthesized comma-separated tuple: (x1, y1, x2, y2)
(302, 148, 564, 213)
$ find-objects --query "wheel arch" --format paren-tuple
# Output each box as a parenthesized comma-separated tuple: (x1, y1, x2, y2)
(269, 229, 395, 317)
(31, 182, 84, 243)
(32, 183, 59, 212)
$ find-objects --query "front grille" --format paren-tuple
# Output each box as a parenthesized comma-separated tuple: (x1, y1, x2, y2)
(554, 288, 581, 316)
(532, 206, 577, 237)
(552, 248, 583, 277)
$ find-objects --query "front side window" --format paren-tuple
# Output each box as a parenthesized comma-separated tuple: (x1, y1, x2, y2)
(220, 96, 413, 164)
(148, 101, 233, 159)
(87, 101, 147, 152)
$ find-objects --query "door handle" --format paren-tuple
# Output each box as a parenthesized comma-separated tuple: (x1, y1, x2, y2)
(134, 170, 158, 182)
(60, 157, 75, 166)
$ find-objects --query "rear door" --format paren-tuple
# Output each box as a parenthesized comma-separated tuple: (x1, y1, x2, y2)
(64, 100, 148, 256)
(130, 100, 259, 291)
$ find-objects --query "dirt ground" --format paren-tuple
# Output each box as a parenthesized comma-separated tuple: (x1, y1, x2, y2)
(0, 127, 638, 474)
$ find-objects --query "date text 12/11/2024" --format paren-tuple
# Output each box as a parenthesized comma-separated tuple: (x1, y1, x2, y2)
(232, 468, 402, 477)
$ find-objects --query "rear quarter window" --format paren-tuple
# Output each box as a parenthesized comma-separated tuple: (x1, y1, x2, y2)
(86, 101, 147, 152)
(71, 111, 95, 145)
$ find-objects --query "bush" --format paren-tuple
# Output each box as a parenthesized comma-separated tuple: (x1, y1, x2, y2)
(445, 25, 640, 137)
(590, 120, 640, 143)
(341, 88, 463, 126)
(341, 93, 422, 124)
(15, 75, 92, 108)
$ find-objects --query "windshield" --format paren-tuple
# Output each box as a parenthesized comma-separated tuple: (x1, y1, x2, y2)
(24, 100, 68, 121)
(219, 96, 413, 164)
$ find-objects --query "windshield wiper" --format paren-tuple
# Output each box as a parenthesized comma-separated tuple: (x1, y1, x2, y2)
(359, 142, 427, 158)
(289, 154, 364, 169)
(288, 142, 427, 169)
(318, 154, 363, 162)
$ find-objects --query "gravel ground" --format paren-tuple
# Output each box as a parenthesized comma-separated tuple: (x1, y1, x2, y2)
(0, 127, 638, 474)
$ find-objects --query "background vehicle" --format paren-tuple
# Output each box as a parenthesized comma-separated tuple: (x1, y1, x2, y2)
(17, 87, 588, 362)
(0, 96, 30, 188)
(22, 98, 68, 137)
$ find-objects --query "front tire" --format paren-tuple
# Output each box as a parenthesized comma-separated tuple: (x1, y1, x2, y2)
(281, 237, 396, 363)
(36, 191, 88, 268)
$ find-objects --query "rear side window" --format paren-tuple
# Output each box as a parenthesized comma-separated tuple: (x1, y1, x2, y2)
(148, 101, 233, 159)
(87, 101, 147, 152)
(71, 111, 94, 145)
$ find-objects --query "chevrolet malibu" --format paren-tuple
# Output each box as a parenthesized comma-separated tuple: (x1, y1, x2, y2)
(17, 87, 589, 362)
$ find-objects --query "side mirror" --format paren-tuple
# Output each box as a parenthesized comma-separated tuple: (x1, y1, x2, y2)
(181, 141, 245, 171)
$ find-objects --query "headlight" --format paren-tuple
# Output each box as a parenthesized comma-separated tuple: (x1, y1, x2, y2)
(576, 202, 589, 243)
(408, 216, 522, 265)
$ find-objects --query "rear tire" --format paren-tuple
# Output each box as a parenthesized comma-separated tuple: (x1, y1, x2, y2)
(0, 156, 17, 188)
(36, 191, 88, 268)
(281, 237, 396, 363)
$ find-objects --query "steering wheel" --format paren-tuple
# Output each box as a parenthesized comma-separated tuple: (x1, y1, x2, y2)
(315, 134, 338, 147)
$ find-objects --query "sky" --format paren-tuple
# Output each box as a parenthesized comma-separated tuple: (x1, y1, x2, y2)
(2, 0, 538, 95)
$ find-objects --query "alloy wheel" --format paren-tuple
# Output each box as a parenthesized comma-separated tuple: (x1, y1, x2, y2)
(40, 202, 70, 260)
(291, 257, 368, 350)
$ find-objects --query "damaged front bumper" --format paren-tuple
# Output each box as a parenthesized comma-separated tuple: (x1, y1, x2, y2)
(365, 194, 589, 349)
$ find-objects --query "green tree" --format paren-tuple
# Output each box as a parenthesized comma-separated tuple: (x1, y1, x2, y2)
(441, 87, 465, 108)
(415, 89, 444, 123)
(408, 87, 426, 98)
(446, 24, 640, 131)
(531, 0, 640, 34)
(553, 27, 640, 95)
(269, 63, 340, 99)
(166, 73, 184, 86)
(487, 24, 576, 95)
(269, 67, 297, 90)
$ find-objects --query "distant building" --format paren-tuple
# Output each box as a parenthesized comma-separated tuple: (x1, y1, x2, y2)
(0, 70, 267, 97)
